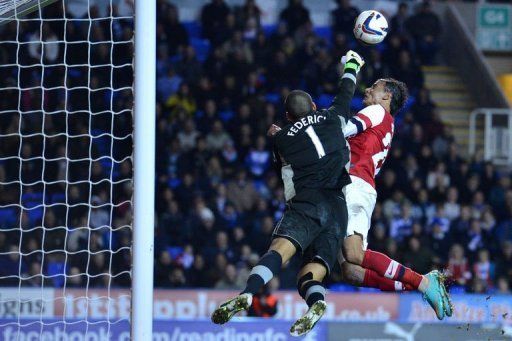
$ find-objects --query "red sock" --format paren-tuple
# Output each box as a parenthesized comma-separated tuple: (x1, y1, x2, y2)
(362, 249, 423, 290)
(363, 269, 406, 291)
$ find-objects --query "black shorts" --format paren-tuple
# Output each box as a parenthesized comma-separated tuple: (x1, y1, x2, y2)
(272, 189, 347, 274)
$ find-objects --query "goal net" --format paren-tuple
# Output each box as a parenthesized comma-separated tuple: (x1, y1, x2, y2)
(0, 0, 135, 338)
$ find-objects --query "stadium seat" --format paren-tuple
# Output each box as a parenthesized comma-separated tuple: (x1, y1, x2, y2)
(219, 109, 234, 123)
(47, 261, 66, 288)
(265, 93, 280, 104)
(22, 192, 44, 207)
(314, 27, 332, 45)
(183, 22, 202, 40)
(449, 285, 466, 294)
(317, 94, 334, 109)
(190, 38, 210, 62)
(262, 25, 277, 36)
(351, 96, 364, 111)
(167, 246, 184, 260)
(26, 207, 44, 223)
(50, 193, 66, 204)
(358, 287, 380, 293)
(0, 208, 17, 227)
(329, 283, 358, 292)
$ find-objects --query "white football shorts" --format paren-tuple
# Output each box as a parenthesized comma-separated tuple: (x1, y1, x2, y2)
(345, 175, 377, 250)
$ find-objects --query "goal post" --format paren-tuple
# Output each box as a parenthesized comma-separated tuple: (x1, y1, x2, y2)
(0, 0, 155, 339)
(132, 0, 156, 339)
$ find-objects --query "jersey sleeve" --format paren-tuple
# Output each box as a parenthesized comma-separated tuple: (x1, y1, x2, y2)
(324, 72, 357, 121)
(343, 104, 386, 138)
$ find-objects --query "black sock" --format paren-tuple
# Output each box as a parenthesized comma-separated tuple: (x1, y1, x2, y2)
(242, 250, 282, 295)
(299, 280, 326, 308)
(306, 290, 325, 307)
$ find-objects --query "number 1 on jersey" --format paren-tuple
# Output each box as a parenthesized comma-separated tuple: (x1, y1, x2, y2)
(305, 126, 326, 159)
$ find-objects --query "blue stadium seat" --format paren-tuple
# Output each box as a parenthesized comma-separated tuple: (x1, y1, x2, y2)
(26, 207, 44, 223)
(50, 193, 66, 204)
(265, 93, 280, 104)
(317, 94, 334, 109)
(351, 96, 364, 111)
(449, 285, 466, 294)
(47, 261, 66, 288)
(358, 287, 380, 293)
(22, 192, 44, 207)
(190, 38, 210, 63)
(262, 25, 277, 36)
(0, 208, 17, 227)
(219, 109, 234, 123)
(167, 246, 184, 260)
(183, 22, 202, 40)
(314, 27, 332, 44)
(329, 283, 358, 292)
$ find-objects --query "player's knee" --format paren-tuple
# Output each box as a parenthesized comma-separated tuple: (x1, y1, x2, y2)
(269, 237, 297, 263)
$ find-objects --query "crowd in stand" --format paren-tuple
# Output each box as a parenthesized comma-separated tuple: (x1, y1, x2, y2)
(153, 0, 512, 293)
(0, 0, 511, 295)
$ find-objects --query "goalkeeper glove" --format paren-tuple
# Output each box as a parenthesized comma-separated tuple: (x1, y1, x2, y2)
(341, 50, 365, 74)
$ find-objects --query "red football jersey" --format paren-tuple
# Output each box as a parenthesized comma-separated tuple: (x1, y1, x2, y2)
(344, 104, 394, 188)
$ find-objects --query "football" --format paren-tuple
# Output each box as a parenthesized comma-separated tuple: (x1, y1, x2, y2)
(353, 10, 388, 45)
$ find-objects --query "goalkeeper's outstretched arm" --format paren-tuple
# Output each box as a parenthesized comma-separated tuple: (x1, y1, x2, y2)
(326, 50, 364, 121)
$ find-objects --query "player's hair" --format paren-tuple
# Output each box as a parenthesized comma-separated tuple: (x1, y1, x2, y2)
(381, 78, 408, 116)
(285, 90, 314, 120)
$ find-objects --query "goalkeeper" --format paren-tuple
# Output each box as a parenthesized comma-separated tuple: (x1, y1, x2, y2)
(211, 51, 365, 337)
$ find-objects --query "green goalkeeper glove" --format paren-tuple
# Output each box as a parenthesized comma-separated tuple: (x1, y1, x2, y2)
(341, 50, 365, 74)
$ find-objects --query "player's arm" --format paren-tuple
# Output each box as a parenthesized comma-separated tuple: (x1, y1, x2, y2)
(325, 50, 364, 121)
(268, 125, 284, 173)
(343, 104, 386, 138)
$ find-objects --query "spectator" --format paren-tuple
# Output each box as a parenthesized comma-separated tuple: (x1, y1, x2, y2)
(236, 0, 261, 40)
(444, 187, 460, 221)
(157, 67, 182, 102)
(165, 4, 189, 56)
(174, 46, 202, 85)
(215, 264, 244, 290)
(405, 1, 441, 65)
(390, 2, 409, 37)
(411, 87, 436, 125)
(201, 0, 231, 45)
(186, 255, 210, 287)
(472, 249, 495, 288)
(279, 0, 311, 34)
(447, 244, 472, 287)
(168, 268, 187, 288)
(496, 277, 510, 294)
(402, 237, 432, 274)
(391, 50, 424, 92)
(390, 203, 415, 242)
(226, 169, 259, 212)
(248, 279, 279, 317)
(177, 119, 200, 152)
(165, 83, 197, 116)
(495, 241, 512, 281)
(206, 120, 233, 151)
(245, 135, 271, 178)
(331, 0, 359, 36)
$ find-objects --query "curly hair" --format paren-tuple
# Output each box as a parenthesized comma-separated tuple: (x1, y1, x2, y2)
(381, 78, 409, 116)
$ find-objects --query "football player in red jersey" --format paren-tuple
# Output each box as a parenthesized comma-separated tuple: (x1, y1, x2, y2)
(340, 78, 452, 320)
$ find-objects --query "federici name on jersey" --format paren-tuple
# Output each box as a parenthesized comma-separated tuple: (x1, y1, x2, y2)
(286, 114, 326, 136)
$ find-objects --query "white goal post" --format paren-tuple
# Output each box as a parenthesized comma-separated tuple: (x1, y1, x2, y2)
(132, 0, 155, 339)
(0, 0, 155, 339)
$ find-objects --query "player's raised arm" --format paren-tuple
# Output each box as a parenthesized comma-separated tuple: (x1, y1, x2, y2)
(325, 50, 364, 120)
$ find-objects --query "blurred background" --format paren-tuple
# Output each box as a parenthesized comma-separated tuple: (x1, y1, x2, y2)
(1, 0, 512, 339)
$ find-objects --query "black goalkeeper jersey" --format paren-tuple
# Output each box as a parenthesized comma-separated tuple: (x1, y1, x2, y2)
(273, 77, 356, 202)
